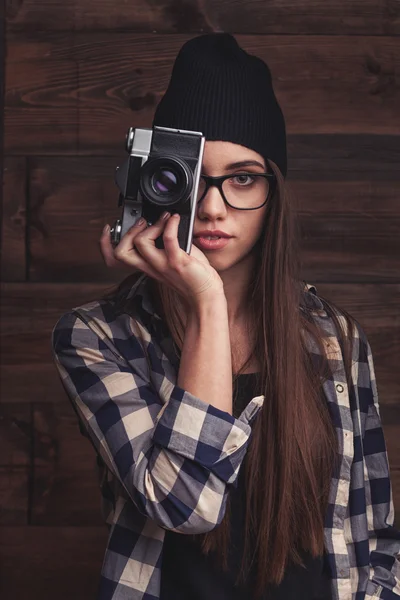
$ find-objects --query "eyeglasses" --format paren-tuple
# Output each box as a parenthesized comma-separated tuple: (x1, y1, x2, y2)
(197, 171, 276, 210)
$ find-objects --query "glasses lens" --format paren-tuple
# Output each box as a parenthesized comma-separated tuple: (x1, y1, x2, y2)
(222, 174, 270, 208)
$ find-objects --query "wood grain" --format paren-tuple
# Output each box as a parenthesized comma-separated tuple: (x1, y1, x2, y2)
(32, 402, 104, 526)
(0, 403, 31, 466)
(287, 134, 400, 176)
(0, 469, 29, 525)
(6, 0, 400, 35)
(2, 158, 27, 281)
(5, 34, 400, 154)
(0, 526, 108, 599)
(28, 157, 123, 282)
(0, 403, 31, 525)
(5, 55, 79, 154)
(293, 179, 400, 282)
(0, 283, 113, 403)
(0, 283, 111, 337)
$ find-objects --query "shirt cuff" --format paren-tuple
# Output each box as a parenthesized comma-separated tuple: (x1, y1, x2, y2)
(152, 384, 263, 485)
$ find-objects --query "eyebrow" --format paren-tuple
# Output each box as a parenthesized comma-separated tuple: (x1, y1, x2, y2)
(201, 159, 266, 176)
(224, 160, 265, 170)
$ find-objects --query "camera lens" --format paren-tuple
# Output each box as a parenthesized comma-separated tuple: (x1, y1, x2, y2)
(140, 156, 193, 207)
(152, 169, 178, 196)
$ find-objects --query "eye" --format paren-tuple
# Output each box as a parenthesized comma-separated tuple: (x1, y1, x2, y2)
(231, 173, 255, 186)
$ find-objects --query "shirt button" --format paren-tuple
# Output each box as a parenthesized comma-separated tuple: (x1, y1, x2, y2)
(336, 384, 344, 393)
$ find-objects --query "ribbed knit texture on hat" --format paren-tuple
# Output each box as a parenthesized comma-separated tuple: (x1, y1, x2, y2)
(152, 33, 287, 177)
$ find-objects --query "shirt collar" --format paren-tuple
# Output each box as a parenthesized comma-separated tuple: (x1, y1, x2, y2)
(302, 282, 324, 311)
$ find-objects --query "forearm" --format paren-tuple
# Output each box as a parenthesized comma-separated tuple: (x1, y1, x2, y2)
(177, 297, 233, 414)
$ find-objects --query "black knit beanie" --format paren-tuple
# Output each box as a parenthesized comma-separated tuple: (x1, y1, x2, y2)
(152, 33, 287, 178)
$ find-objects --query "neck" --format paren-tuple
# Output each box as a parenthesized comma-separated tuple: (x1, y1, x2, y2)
(219, 251, 256, 324)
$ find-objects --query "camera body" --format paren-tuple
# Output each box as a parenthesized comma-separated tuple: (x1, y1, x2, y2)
(111, 125, 205, 253)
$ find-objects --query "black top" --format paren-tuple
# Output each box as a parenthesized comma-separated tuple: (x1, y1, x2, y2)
(160, 373, 332, 600)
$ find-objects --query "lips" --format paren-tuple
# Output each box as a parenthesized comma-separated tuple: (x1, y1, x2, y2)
(193, 236, 232, 251)
(194, 231, 232, 238)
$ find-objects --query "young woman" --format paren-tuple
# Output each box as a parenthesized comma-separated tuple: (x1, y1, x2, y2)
(52, 34, 400, 600)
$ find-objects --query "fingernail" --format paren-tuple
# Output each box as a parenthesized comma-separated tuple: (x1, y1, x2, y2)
(103, 224, 110, 234)
(161, 211, 171, 220)
(135, 217, 146, 226)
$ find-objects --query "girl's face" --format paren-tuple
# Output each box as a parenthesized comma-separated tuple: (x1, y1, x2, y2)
(192, 141, 270, 273)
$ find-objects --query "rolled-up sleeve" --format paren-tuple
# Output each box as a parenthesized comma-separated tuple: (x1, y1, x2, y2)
(153, 385, 261, 484)
(52, 310, 263, 534)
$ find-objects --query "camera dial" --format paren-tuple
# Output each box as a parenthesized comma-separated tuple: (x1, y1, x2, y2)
(109, 220, 122, 247)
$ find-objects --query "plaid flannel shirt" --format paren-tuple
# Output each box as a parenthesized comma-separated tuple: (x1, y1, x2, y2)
(51, 274, 400, 600)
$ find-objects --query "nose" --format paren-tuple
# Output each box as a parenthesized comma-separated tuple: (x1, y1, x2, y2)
(196, 184, 228, 221)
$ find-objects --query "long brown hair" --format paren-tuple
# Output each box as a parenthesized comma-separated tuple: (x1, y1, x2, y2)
(100, 159, 358, 598)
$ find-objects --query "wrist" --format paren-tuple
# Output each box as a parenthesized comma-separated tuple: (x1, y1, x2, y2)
(188, 291, 228, 320)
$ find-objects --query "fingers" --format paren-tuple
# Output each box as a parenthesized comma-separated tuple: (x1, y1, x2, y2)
(162, 214, 187, 267)
(98, 221, 150, 276)
(110, 219, 161, 280)
(123, 212, 183, 273)
(99, 211, 185, 280)
(113, 217, 149, 258)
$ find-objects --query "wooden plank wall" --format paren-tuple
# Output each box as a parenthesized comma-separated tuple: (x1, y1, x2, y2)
(1, 2, 400, 598)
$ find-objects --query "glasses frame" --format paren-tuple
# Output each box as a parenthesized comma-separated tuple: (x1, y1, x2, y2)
(196, 170, 277, 210)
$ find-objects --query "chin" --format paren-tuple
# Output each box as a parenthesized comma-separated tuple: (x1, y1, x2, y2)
(206, 251, 244, 273)
(215, 245, 258, 272)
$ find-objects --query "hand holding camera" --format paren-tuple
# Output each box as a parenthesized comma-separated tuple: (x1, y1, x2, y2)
(100, 208, 225, 307)
(100, 124, 226, 307)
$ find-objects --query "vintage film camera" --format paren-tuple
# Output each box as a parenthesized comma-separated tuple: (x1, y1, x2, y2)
(111, 126, 205, 253)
